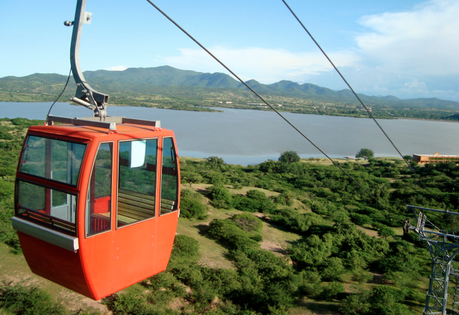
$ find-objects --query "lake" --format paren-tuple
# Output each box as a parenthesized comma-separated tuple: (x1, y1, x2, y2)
(1, 102, 458, 165)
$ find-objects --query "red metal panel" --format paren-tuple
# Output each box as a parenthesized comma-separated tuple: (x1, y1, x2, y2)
(18, 232, 92, 298)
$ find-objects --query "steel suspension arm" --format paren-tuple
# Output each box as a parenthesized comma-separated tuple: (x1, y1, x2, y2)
(68, 0, 109, 120)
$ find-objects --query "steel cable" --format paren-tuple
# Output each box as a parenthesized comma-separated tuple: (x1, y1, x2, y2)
(145, 0, 390, 208)
(281, 0, 410, 168)
(46, 68, 73, 119)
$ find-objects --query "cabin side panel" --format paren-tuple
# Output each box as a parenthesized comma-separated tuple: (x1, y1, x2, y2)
(18, 232, 92, 297)
(154, 214, 178, 271)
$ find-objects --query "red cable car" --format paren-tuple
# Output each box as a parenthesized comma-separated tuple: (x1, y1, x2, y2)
(12, 0, 180, 300)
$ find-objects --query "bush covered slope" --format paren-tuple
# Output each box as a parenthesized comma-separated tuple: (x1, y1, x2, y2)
(2, 119, 458, 314)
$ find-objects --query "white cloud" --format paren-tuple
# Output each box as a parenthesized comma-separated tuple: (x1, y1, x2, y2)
(404, 79, 427, 90)
(156, 0, 459, 101)
(314, 0, 459, 100)
(356, 0, 459, 76)
(158, 46, 357, 84)
(104, 65, 128, 71)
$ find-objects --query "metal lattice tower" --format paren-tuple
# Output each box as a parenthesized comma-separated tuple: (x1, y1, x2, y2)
(408, 205, 459, 315)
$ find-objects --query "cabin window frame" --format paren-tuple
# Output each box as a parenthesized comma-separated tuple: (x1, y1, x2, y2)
(18, 134, 87, 187)
(116, 138, 159, 228)
(159, 136, 179, 216)
(15, 178, 78, 236)
(85, 141, 114, 237)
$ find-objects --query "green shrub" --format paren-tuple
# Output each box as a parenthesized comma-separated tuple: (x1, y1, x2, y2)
(298, 270, 323, 298)
(103, 290, 149, 315)
(289, 234, 333, 268)
(0, 126, 13, 140)
(271, 192, 293, 206)
(250, 234, 263, 242)
(352, 269, 373, 283)
(146, 272, 186, 306)
(206, 156, 225, 169)
(208, 219, 259, 250)
(200, 268, 242, 296)
(190, 283, 218, 313)
(231, 195, 258, 212)
(349, 213, 372, 226)
(171, 235, 199, 260)
(207, 185, 232, 209)
(0, 196, 21, 252)
(339, 285, 370, 315)
(11, 118, 43, 127)
(233, 190, 276, 213)
(208, 172, 227, 185)
(321, 282, 345, 300)
(278, 151, 300, 163)
(181, 171, 203, 185)
(180, 197, 208, 219)
(0, 281, 66, 315)
(231, 213, 262, 233)
(270, 208, 323, 233)
(170, 264, 204, 288)
(378, 225, 396, 239)
(321, 257, 345, 282)
(368, 285, 410, 315)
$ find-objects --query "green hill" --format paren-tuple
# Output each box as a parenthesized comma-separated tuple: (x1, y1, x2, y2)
(1, 66, 459, 119)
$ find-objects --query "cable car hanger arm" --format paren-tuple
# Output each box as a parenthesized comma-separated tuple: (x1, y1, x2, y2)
(65, 0, 109, 120)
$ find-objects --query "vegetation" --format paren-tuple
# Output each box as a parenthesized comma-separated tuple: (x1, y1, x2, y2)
(1, 120, 459, 314)
(356, 148, 375, 160)
(180, 189, 208, 219)
(0, 281, 66, 314)
(0, 118, 40, 252)
(278, 151, 301, 163)
(0, 280, 100, 315)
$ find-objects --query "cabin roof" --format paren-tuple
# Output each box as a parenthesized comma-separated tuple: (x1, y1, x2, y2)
(27, 123, 172, 142)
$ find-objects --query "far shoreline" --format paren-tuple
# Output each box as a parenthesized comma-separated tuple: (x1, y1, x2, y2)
(1, 101, 458, 123)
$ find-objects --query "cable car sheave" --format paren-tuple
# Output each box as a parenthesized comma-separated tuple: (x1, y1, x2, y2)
(12, 0, 180, 301)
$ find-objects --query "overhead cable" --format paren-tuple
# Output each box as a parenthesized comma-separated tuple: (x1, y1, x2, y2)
(46, 68, 73, 119)
(281, 0, 410, 168)
(145, 0, 389, 208)
(281, 0, 450, 205)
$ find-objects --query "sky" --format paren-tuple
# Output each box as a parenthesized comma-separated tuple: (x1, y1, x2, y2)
(1, 0, 459, 101)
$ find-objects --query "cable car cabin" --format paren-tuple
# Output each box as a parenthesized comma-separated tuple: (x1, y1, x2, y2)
(12, 116, 180, 300)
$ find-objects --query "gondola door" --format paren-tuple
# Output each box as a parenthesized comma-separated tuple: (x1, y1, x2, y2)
(112, 138, 160, 289)
(79, 136, 165, 299)
(155, 136, 180, 271)
(79, 141, 117, 299)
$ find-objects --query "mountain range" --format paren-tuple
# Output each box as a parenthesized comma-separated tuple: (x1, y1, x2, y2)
(1, 65, 459, 110)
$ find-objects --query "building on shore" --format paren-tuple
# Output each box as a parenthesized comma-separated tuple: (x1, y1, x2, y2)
(413, 153, 459, 164)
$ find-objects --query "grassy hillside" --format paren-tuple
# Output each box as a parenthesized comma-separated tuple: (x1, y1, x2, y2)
(2, 119, 459, 314)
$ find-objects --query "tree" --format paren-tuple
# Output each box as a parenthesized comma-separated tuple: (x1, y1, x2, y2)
(322, 257, 346, 281)
(355, 148, 374, 160)
(368, 285, 409, 315)
(206, 156, 225, 169)
(180, 197, 208, 219)
(171, 235, 200, 259)
(278, 151, 300, 163)
(207, 184, 232, 209)
(339, 285, 371, 315)
(181, 171, 202, 186)
(403, 155, 413, 161)
(321, 281, 345, 300)
(378, 225, 396, 239)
